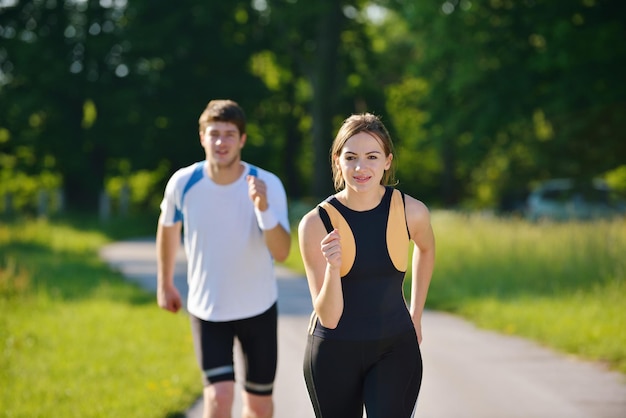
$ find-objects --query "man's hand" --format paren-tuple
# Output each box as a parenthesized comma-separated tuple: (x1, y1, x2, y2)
(157, 283, 182, 313)
(247, 175, 268, 211)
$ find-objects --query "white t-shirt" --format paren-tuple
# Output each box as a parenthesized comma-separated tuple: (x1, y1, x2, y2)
(159, 161, 290, 321)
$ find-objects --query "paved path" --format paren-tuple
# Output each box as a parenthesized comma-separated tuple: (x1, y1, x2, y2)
(100, 239, 626, 418)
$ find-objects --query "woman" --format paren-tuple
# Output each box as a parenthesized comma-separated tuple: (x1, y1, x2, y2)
(298, 113, 435, 418)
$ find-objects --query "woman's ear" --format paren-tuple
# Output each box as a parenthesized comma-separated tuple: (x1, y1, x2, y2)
(385, 153, 393, 170)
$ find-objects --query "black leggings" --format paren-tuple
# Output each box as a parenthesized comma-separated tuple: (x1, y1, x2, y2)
(303, 330, 422, 418)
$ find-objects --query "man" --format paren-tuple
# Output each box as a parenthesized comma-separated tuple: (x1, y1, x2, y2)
(156, 99, 291, 418)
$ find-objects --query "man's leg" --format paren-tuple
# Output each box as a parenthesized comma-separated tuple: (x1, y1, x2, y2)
(241, 392, 273, 418)
(203, 381, 235, 418)
(235, 303, 278, 418)
(190, 315, 237, 418)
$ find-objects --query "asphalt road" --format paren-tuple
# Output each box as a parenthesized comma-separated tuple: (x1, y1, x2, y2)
(100, 239, 626, 418)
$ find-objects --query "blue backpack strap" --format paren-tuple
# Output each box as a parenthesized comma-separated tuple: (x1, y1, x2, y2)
(174, 162, 205, 223)
(248, 164, 258, 177)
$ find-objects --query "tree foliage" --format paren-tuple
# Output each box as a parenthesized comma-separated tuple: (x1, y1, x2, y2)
(1, 0, 624, 212)
(380, 0, 626, 207)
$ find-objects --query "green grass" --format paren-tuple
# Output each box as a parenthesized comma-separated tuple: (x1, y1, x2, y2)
(282, 209, 626, 374)
(428, 211, 626, 373)
(2, 209, 625, 416)
(0, 215, 200, 418)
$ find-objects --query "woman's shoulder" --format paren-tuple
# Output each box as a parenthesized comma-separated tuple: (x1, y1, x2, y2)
(393, 188, 428, 210)
(299, 205, 322, 227)
(297, 206, 329, 250)
(397, 191, 431, 223)
(298, 198, 334, 233)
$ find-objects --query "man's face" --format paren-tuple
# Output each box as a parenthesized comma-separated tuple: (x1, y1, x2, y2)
(200, 121, 246, 168)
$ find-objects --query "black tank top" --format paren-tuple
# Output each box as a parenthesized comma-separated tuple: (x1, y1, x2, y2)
(309, 186, 414, 340)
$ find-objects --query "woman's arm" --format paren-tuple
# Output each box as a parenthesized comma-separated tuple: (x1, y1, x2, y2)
(405, 196, 436, 344)
(298, 210, 344, 329)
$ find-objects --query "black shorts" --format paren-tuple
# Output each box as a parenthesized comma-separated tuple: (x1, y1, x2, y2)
(190, 303, 278, 395)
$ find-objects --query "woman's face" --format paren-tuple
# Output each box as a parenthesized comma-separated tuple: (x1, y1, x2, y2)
(336, 132, 392, 192)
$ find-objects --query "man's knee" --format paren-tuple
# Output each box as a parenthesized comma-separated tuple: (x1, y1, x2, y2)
(204, 382, 234, 416)
(243, 392, 273, 418)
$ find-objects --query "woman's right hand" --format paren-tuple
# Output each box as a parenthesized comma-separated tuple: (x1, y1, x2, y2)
(320, 228, 342, 269)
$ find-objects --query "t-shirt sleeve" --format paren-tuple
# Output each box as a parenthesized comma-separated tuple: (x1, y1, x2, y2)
(159, 173, 182, 226)
(265, 172, 290, 233)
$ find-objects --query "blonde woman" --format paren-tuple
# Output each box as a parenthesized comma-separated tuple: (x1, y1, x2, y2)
(299, 113, 435, 418)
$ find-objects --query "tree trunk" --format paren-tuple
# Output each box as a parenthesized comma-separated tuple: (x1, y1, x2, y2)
(311, 0, 343, 200)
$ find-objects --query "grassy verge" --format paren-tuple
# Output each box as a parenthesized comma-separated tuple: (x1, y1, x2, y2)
(429, 211, 626, 373)
(0, 215, 200, 418)
(281, 209, 626, 374)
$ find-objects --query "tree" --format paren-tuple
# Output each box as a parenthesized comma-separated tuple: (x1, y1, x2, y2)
(247, 0, 389, 200)
(381, 0, 626, 207)
(0, 1, 271, 210)
(0, 0, 132, 210)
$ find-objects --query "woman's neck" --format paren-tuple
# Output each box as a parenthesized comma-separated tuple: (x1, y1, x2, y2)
(336, 185, 386, 211)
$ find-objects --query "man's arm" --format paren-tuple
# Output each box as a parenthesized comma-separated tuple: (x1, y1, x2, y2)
(259, 222, 291, 262)
(156, 215, 183, 313)
(247, 175, 291, 262)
